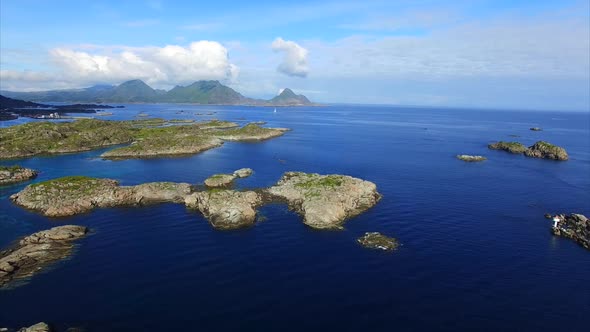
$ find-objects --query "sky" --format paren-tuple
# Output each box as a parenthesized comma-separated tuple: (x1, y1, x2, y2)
(1, 0, 589, 111)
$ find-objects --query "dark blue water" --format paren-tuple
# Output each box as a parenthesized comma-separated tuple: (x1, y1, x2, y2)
(1, 105, 589, 331)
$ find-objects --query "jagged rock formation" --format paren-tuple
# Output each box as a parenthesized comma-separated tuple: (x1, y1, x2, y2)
(0, 165, 38, 185)
(524, 141, 568, 160)
(0, 225, 88, 288)
(551, 213, 589, 250)
(185, 190, 262, 230)
(357, 232, 399, 251)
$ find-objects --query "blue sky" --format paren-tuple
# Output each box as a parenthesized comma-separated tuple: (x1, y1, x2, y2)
(1, 0, 589, 111)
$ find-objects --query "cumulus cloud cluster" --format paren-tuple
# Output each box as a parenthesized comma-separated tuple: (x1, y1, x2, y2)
(1, 41, 238, 90)
(271, 38, 309, 78)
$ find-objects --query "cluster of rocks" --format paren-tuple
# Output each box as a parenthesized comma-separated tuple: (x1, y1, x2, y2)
(488, 140, 568, 161)
(0, 225, 88, 288)
(357, 232, 399, 251)
(456, 155, 486, 162)
(10, 171, 382, 232)
(0, 166, 38, 185)
(204, 168, 253, 188)
(548, 213, 589, 250)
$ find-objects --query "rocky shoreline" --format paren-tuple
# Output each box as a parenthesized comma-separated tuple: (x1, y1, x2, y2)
(549, 213, 589, 250)
(10, 170, 381, 231)
(488, 140, 568, 160)
(0, 165, 38, 185)
(0, 225, 88, 288)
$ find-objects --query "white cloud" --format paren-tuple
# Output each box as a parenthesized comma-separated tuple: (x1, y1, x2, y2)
(271, 38, 309, 78)
(1, 41, 239, 90)
(307, 15, 589, 80)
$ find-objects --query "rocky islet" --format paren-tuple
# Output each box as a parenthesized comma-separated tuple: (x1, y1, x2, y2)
(550, 213, 589, 250)
(0, 225, 88, 288)
(0, 165, 38, 185)
(488, 140, 568, 160)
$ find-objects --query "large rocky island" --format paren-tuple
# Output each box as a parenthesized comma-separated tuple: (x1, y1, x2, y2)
(0, 225, 88, 288)
(0, 118, 289, 160)
(10, 171, 381, 231)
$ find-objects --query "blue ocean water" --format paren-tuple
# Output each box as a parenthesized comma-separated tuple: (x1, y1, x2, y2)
(0, 105, 589, 331)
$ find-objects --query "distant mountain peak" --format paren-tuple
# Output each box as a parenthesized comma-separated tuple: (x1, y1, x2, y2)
(278, 88, 297, 98)
(270, 88, 311, 106)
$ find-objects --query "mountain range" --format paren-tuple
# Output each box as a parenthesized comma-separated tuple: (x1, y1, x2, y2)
(0, 80, 314, 106)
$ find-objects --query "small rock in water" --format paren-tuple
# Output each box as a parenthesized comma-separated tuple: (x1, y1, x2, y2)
(357, 232, 399, 251)
(456, 155, 487, 162)
(233, 168, 253, 178)
(530, 127, 542, 131)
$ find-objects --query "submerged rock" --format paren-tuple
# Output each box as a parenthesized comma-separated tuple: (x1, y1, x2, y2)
(357, 232, 399, 251)
(524, 141, 568, 161)
(488, 141, 528, 154)
(0, 225, 88, 288)
(551, 213, 589, 250)
(185, 190, 261, 230)
(456, 155, 486, 162)
(0, 165, 38, 185)
(266, 172, 381, 229)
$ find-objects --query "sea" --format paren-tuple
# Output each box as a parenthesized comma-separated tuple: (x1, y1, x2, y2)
(1, 104, 589, 331)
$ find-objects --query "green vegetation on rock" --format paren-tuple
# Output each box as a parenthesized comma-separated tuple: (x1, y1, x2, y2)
(488, 140, 568, 161)
(1, 119, 287, 160)
(0, 165, 23, 172)
(488, 141, 528, 154)
(525, 141, 568, 160)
